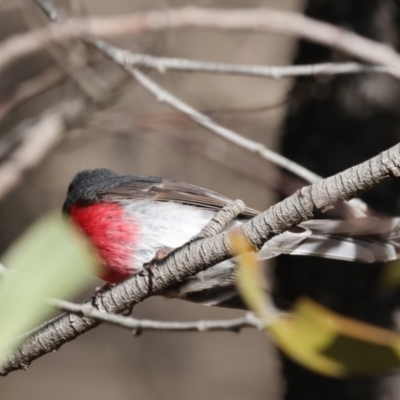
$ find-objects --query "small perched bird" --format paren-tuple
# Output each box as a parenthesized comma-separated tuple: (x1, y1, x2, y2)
(63, 168, 400, 308)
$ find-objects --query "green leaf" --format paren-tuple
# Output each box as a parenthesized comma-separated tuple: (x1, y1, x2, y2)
(0, 212, 96, 356)
(232, 232, 273, 323)
(232, 232, 400, 377)
(269, 298, 400, 377)
(379, 260, 400, 290)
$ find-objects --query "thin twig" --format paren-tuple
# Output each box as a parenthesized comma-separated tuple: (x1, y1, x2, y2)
(116, 54, 390, 79)
(192, 200, 246, 240)
(134, 67, 323, 183)
(2, 6, 400, 76)
(50, 299, 265, 333)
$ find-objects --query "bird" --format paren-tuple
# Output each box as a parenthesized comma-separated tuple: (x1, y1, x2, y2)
(63, 168, 400, 308)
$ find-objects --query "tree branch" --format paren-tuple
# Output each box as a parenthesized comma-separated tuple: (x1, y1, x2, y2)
(1, 141, 399, 375)
(111, 54, 391, 79)
(192, 199, 245, 240)
(50, 299, 265, 334)
(1, 6, 400, 76)
(130, 66, 324, 185)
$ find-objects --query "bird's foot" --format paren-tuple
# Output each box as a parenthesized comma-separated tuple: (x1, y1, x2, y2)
(143, 247, 179, 298)
(92, 283, 115, 311)
(143, 247, 174, 270)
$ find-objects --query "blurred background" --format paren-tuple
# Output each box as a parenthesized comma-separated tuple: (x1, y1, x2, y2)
(1, 0, 400, 399)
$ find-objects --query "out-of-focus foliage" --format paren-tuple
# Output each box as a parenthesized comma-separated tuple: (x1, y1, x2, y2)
(234, 232, 400, 377)
(0, 212, 96, 356)
(269, 298, 400, 377)
(233, 232, 272, 323)
(379, 260, 400, 290)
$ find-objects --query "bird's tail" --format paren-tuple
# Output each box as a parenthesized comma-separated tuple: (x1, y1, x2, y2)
(258, 217, 400, 263)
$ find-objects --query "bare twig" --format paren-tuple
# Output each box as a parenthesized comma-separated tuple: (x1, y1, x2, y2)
(133, 68, 322, 181)
(2, 141, 400, 375)
(192, 200, 246, 240)
(116, 54, 390, 79)
(50, 299, 265, 333)
(2, 6, 400, 76)
(0, 66, 66, 124)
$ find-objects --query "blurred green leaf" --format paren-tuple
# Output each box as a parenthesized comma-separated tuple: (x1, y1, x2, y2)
(269, 298, 400, 377)
(233, 232, 273, 323)
(0, 212, 96, 356)
(232, 232, 400, 377)
(379, 260, 400, 290)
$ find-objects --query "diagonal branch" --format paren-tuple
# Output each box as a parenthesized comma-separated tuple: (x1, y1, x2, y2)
(1, 140, 399, 375)
(128, 65, 322, 184)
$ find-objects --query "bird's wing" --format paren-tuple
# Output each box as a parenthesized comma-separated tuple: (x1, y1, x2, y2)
(94, 175, 259, 218)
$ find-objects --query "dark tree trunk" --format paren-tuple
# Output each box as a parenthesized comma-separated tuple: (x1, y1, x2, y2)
(276, 1, 400, 399)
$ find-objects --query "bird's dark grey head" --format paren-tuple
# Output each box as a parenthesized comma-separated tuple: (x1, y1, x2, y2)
(63, 168, 118, 214)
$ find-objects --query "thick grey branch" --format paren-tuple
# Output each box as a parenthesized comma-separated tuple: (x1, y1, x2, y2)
(1, 141, 399, 375)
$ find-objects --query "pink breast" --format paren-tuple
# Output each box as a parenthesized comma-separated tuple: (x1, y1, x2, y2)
(70, 202, 140, 283)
